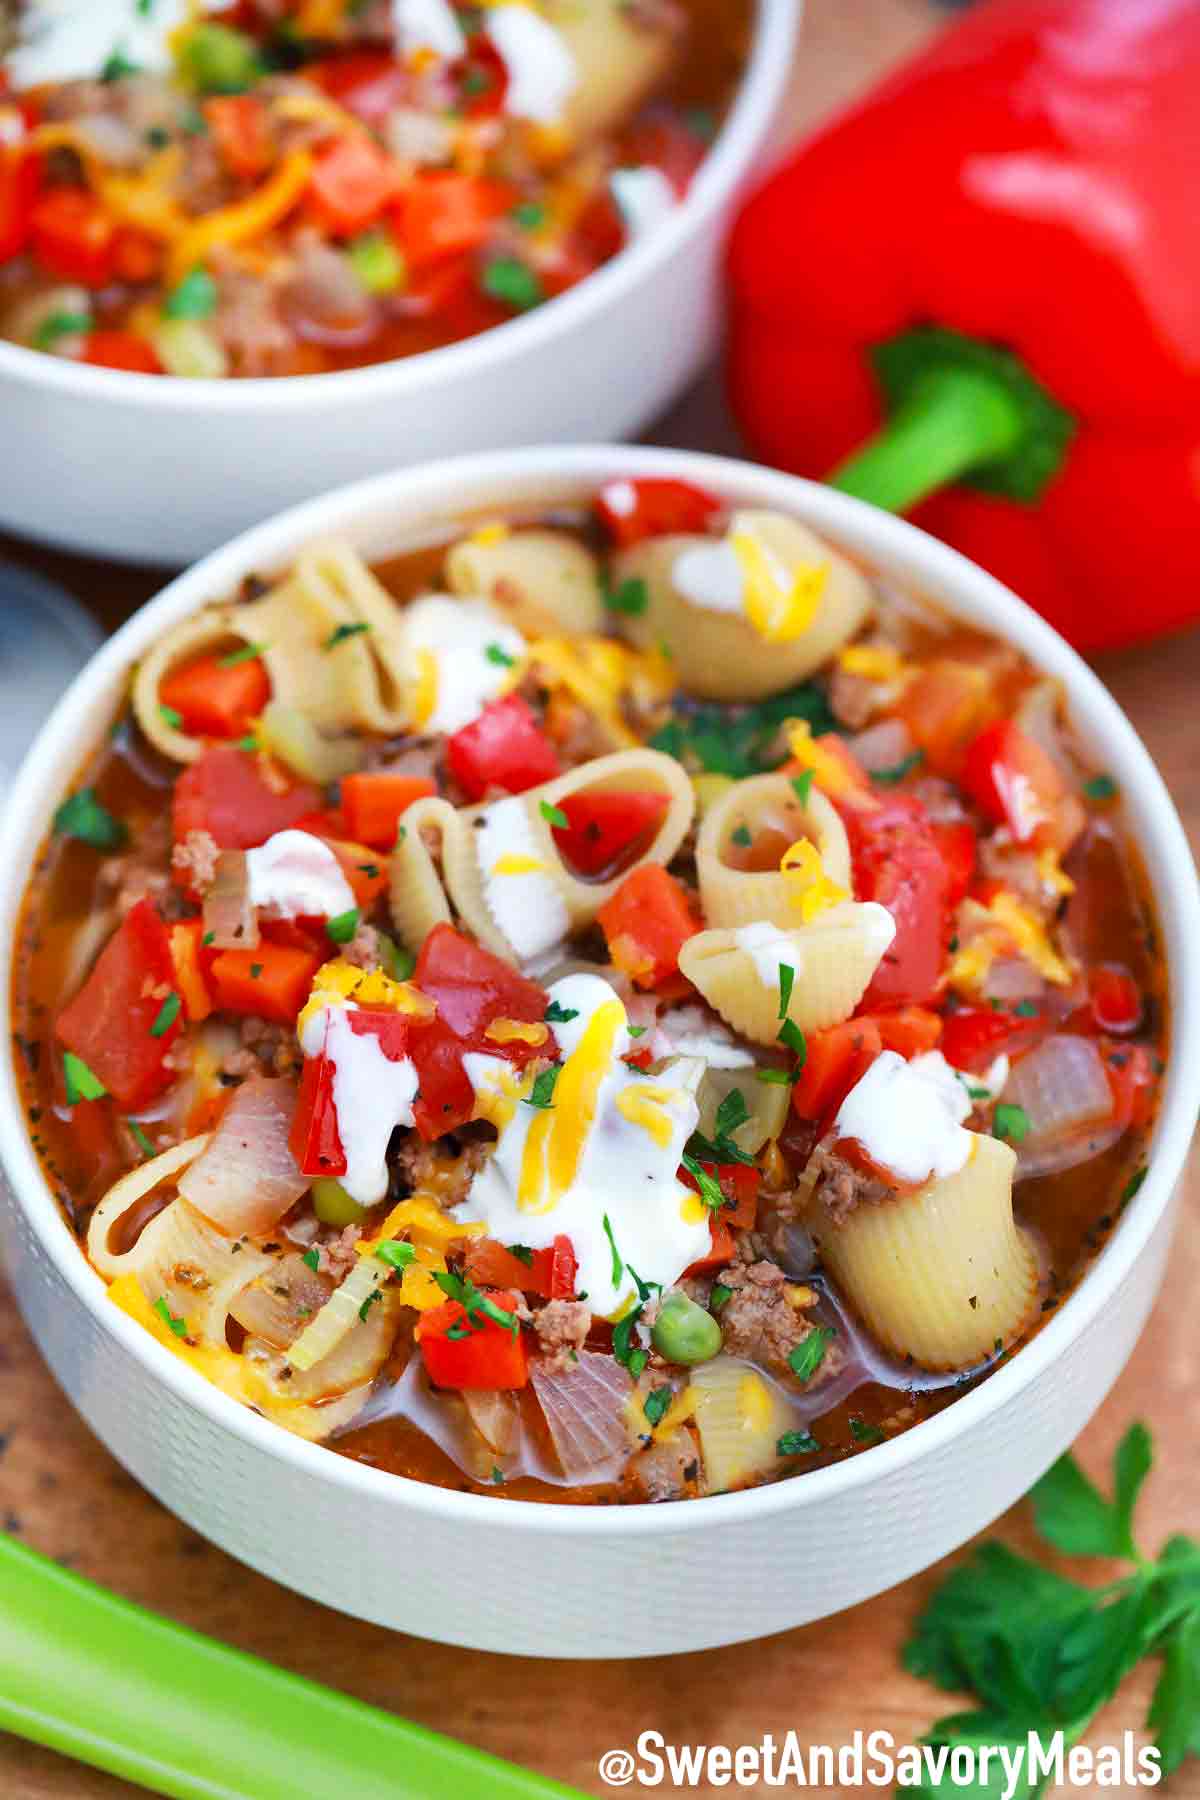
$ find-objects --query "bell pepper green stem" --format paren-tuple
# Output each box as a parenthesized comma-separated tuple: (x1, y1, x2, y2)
(0, 1533, 583, 1800)
(828, 366, 1027, 515)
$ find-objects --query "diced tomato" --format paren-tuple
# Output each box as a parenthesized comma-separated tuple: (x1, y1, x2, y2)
(289, 1048, 347, 1178)
(464, 1232, 577, 1299)
(684, 1216, 736, 1277)
(209, 944, 321, 1025)
(160, 653, 270, 741)
(340, 771, 437, 850)
(317, 837, 389, 913)
(871, 1006, 943, 1059)
(962, 720, 1083, 852)
(82, 329, 162, 374)
(168, 918, 215, 1023)
(595, 477, 723, 549)
(446, 694, 560, 803)
(896, 658, 994, 777)
(939, 1004, 1048, 1073)
(841, 793, 951, 1008)
(309, 134, 401, 237)
(311, 51, 410, 126)
(417, 1291, 529, 1390)
(56, 898, 182, 1111)
(110, 228, 162, 284)
(408, 924, 551, 1139)
(395, 171, 512, 268)
(172, 748, 322, 857)
(456, 37, 509, 117)
(597, 864, 700, 991)
(0, 147, 39, 262)
(31, 187, 117, 287)
(930, 819, 976, 909)
(791, 1018, 884, 1129)
(204, 94, 273, 180)
(1087, 965, 1143, 1035)
(1101, 1039, 1158, 1133)
(550, 789, 670, 879)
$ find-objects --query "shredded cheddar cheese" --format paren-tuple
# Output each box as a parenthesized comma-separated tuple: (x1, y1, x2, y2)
(615, 1083, 684, 1150)
(781, 839, 849, 922)
(732, 529, 829, 643)
(485, 1018, 550, 1047)
(838, 643, 908, 683)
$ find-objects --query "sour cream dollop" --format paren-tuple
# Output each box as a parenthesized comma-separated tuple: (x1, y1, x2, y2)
(835, 1049, 974, 1188)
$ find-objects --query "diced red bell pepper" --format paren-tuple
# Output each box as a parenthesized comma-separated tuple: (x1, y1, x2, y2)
(311, 51, 410, 126)
(317, 837, 390, 913)
(160, 653, 270, 741)
(597, 865, 700, 991)
(939, 1004, 1048, 1073)
(929, 818, 976, 909)
(0, 147, 39, 263)
(840, 793, 951, 1008)
(551, 789, 669, 878)
(172, 747, 322, 857)
(309, 135, 401, 237)
(1101, 1039, 1158, 1133)
(464, 1232, 577, 1300)
(204, 94, 273, 180)
(871, 1006, 944, 1059)
(82, 330, 163, 374)
(595, 476, 723, 548)
(209, 944, 321, 1025)
(417, 1291, 529, 1390)
(408, 924, 551, 1139)
(456, 38, 509, 117)
(340, 771, 437, 849)
(791, 1018, 884, 1129)
(896, 659, 995, 779)
(446, 694, 560, 803)
(1087, 965, 1143, 1035)
(30, 187, 117, 287)
(290, 1045, 346, 1177)
(684, 1216, 737, 1277)
(680, 1159, 760, 1232)
(961, 719, 1083, 852)
(56, 898, 182, 1111)
(395, 171, 512, 268)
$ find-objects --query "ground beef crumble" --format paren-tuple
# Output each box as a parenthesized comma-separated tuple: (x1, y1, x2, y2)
(806, 1139, 893, 1224)
(532, 1299, 592, 1373)
(717, 1258, 832, 1379)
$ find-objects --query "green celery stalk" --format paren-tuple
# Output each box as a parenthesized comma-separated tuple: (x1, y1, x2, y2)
(0, 1533, 582, 1799)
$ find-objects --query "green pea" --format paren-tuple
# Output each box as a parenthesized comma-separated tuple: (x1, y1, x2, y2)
(179, 24, 262, 94)
(311, 1178, 368, 1228)
(651, 1291, 722, 1366)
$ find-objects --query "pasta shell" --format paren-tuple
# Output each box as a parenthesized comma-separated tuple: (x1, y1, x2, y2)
(612, 510, 874, 702)
(388, 748, 695, 966)
(806, 1135, 1039, 1371)
(105, 1193, 274, 1349)
(542, 0, 676, 147)
(445, 528, 605, 638)
(695, 772, 852, 930)
(87, 1135, 210, 1277)
(680, 903, 896, 1045)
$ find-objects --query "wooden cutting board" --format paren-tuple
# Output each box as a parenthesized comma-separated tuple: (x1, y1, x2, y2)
(4, 4, 1200, 1794)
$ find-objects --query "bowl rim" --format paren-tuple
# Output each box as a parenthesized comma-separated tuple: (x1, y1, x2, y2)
(0, 0, 799, 413)
(3, 442, 1197, 1540)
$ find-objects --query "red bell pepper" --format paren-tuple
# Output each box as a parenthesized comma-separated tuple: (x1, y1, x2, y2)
(0, 148, 40, 261)
(407, 924, 551, 1139)
(551, 789, 669, 878)
(727, 0, 1200, 653)
(30, 187, 117, 287)
(464, 1233, 577, 1300)
(290, 1007, 413, 1177)
(417, 1292, 528, 1391)
(940, 1004, 1049, 1074)
(446, 694, 560, 803)
(1087, 965, 1143, 1036)
(172, 747, 322, 857)
(791, 1017, 883, 1129)
(209, 944, 321, 1025)
(204, 95, 273, 180)
(596, 865, 699, 991)
(159, 653, 270, 741)
(81, 330, 163, 375)
(308, 135, 401, 237)
(595, 477, 723, 549)
(312, 52, 410, 127)
(680, 1160, 760, 1231)
(395, 172, 512, 269)
(56, 898, 183, 1110)
(339, 771, 437, 849)
(839, 793, 952, 1010)
(961, 719, 1083, 853)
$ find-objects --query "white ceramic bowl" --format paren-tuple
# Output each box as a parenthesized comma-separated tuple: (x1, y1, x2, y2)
(2, 446, 1197, 1658)
(0, 1, 797, 566)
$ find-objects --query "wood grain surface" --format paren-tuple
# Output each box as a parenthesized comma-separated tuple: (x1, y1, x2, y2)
(3, 4, 1199, 1795)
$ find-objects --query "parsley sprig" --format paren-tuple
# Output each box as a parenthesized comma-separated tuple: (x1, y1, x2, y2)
(685, 1086, 755, 1175)
(432, 1270, 519, 1337)
(905, 1424, 1200, 1793)
(651, 680, 837, 779)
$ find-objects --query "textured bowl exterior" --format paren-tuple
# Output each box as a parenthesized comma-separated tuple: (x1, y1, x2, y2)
(2, 447, 1197, 1657)
(0, 0, 798, 566)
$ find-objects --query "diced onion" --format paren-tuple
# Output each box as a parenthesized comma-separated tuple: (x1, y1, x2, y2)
(285, 1254, 390, 1373)
(151, 317, 229, 380)
(258, 700, 364, 785)
(203, 849, 258, 949)
(696, 1066, 788, 1155)
(530, 1351, 635, 1484)
(1005, 1034, 1116, 1178)
(228, 1250, 332, 1349)
(845, 718, 914, 774)
(178, 1076, 309, 1237)
(463, 1388, 520, 1454)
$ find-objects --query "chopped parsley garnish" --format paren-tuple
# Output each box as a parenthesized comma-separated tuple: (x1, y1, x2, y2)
(375, 1240, 416, 1272)
(612, 1307, 647, 1381)
(849, 1416, 886, 1446)
(53, 788, 127, 852)
(433, 1271, 519, 1336)
(1013, 998, 1040, 1017)
(149, 992, 181, 1039)
(1122, 1167, 1148, 1203)
(506, 1244, 534, 1267)
(539, 799, 569, 829)
(777, 1018, 808, 1063)
(301, 1247, 320, 1272)
(324, 621, 370, 650)
(602, 1213, 623, 1287)
(326, 906, 360, 946)
(235, 734, 259, 753)
(777, 963, 796, 1020)
(714, 1088, 750, 1141)
(790, 769, 815, 807)
(777, 1430, 820, 1456)
(731, 824, 752, 848)
(218, 641, 266, 667)
(709, 1282, 732, 1314)
(126, 1119, 156, 1159)
(544, 999, 579, 1024)
(680, 1152, 725, 1212)
(525, 1065, 561, 1109)
(163, 267, 217, 320)
(249, 962, 263, 980)
(1084, 773, 1118, 800)
(153, 1296, 188, 1338)
(101, 46, 141, 81)
(756, 1065, 800, 1086)
(603, 575, 649, 617)
(357, 863, 380, 879)
(788, 1325, 835, 1384)
(491, 1465, 505, 1485)
(626, 1024, 647, 1038)
(642, 1386, 673, 1429)
(510, 200, 545, 230)
(485, 641, 516, 668)
(993, 1102, 1031, 1143)
(201, 931, 215, 947)
(358, 1286, 384, 1323)
(33, 310, 91, 349)
(871, 749, 925, 786)
(377, 931, 415, 982)
(481, 255, 544, 311)
(685, 1089, 755, 1172)
(158, 704, 184, 730)
(650, 679, 837, 780)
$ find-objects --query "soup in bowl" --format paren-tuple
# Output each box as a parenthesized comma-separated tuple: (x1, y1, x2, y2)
(2, 448, 1195, 1654)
